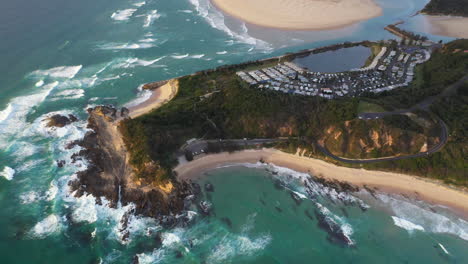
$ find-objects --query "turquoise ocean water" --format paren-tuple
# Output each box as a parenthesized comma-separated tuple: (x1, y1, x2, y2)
(0, 0, 466, 263)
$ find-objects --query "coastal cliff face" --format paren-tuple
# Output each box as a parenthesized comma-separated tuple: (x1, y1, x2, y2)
(322, 115, 440, 159)
(69, 106, 195, 219)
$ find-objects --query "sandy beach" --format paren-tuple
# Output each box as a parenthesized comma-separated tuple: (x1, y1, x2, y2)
(127, 79, 179, 119)
(424, 15, 468, 39)
(211, 0, 382, 30)
(175, 149, 468, 217)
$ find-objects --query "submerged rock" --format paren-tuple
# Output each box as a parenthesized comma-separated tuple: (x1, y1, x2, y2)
(198, 201, 212, 215)
(290, 191, 303, 205)
(56, 160, 66, 168)
(204, 182, 214, 192)
(314, 209, 353, 246)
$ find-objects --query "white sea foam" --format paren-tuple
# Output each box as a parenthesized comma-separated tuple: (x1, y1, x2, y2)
(379, 194, 468, 241)
(391, 216, 425, 232)
(292, 191, 307, 199)
(111, 9, 137, 21)
(20, 191, 40, 204)
(190, 54, 205, 59)
(124, 84, 152, 108)
(178, 10, 194, 13)
(115, 56, 165, 69)
(0, 166, 15, 180)
(32, 111, 86, 139)
(316, 202, 355, 245)
(0, 82, 58, 147)
(30, 214, 61, 239)
(53, 89, 85, 100)
(171, 53, 189, 59)
(143, 10, 161, 27)
(188, 0, 272, 51)
(45, 181, 59, 201)
(35, 80, 44, 87)
(139, 38, 156, 43)
(207, 233, 272, 263)
(438, 243, 450, 255)
(98, 42, 155, 50)
(162, 232, 182, 247)
(133, 1, 146, 7)
(216, 51, 227, 55)
(32, 65, 82, 79)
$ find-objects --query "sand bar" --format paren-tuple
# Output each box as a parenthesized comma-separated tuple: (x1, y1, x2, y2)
(175, 149, 468, 217)
(424, 15, 468, 39)
(211, 0, 382, 30)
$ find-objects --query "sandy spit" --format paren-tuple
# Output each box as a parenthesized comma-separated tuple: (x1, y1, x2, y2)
(424, 15, 468, 39)
(211, 0, 382, 30)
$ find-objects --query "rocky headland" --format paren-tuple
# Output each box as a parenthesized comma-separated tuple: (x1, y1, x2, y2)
(68, 105, 197, 224)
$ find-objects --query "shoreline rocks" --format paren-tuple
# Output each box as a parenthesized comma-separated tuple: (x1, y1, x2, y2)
(68, 105, 197, 223)
(46, 114, 78, 128)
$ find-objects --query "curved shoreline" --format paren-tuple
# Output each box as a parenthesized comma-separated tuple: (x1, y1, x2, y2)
(175, 149, 468, 218)
(210, 0, 383, 31)
(127, 79, 179, 119)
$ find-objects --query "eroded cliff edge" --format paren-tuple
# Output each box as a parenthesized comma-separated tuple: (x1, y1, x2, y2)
(68, 106, 196, 222)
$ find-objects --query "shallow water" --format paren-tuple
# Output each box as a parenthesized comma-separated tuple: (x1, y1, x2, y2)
(0, 0, 465, 263)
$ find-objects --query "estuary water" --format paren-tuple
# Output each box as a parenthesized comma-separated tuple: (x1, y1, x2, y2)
(0, 0, 466, 263)
(292, 46, 372, 73)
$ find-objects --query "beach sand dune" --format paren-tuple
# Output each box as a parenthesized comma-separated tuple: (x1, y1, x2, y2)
(211, 0, 382, 30)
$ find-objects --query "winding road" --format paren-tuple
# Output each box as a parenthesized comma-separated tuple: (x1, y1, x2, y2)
(321, 74, 468, 164)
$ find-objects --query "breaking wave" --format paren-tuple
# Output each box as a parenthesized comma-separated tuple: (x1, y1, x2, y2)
(0, 166, 15, 180)
(29, 214, 61, 239)
(379, 194, 468, 241)
(143, 10, 161, 27)
(391, 216, 425, 232)
(31, 65, 83, 79)
(0, 81, 58, 147)
(98, 42, 156, 50)
(188, 0, 272, 51)
(111, 9, 137, 21)
(124, 84, 152, 108)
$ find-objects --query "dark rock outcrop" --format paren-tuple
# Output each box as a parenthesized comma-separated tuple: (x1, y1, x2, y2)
(56, 160, 66, 168)
(120, 107, 129, 118)
(68, 106, 196, 223)
(46, 114, 78, 128)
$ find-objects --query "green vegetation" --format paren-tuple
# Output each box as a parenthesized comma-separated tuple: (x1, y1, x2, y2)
(422, 0, 468, 17)
(363, 44, 383, 68)
(365, 82, 468, 185)
(121, 70, 357, 182)
(121, 40, 468, 186)
(357, 101, 385, 114)
(363, 39, 468, 109)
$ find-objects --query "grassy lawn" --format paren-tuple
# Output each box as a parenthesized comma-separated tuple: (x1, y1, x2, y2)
(362, 44, 383, 67)
(357, 101, 385, 114)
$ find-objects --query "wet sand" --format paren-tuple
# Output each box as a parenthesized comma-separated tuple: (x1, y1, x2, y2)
(175, 149, 468, 217)
(127, 79, 179, 119)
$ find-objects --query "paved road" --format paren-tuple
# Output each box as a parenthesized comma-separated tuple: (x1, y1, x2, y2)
(315, 118, 448, 164)
(327, 74, 468, 163)
(358, 74, 468, 120)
